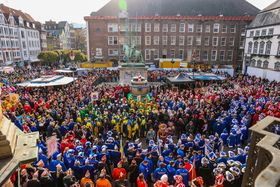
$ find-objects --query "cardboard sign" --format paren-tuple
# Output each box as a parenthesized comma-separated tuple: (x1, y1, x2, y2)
(46, 136, 58, 157)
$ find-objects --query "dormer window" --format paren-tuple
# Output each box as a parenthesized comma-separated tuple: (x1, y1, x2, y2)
(18, 17, 23, 26)
(9, 16, 14, 26)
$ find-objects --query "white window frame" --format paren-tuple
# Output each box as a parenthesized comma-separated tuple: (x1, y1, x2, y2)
(162, 24, 168, 32)
(145, 36, 151, 45)
(222, 25, 227, 33)
(220, 50, 225, 61)
(170, 49, 176, 58)
(108, 23, 118, 32)
(204, 37, 210, 46)
(108, 49, 119, 56)
(171, 23, 176, 32)
(213, 23, 220, 33)
(179, 49, 184, 59)
(187, 36, 193, 46)
(211, 50, 217, 61)
(229, 37, 235, 46)
(188, 23, 194, 32)
(179, 23, 185, 32)
(203, 50, 208, 61)
(153, 36, 160, 45)
(205, 24, 211, 33)
(212, 37, 219, 46)
(145, 49, 151, 60)
(230, 25, 236, 33)
(227, 50, 233, 61)
(171, 36, 176, 45)
(196, 24, 202, 32)
(154, 23, 160, 32)
(162, 36, 168, 45)
(145, 23, 151, 32)
(195, 36, 201, 46)
(179, 36, 185, 46)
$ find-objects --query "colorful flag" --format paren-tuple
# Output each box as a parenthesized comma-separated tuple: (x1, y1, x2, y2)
(120, 137, 124, 158)
(9, 93, 19, 104)
(119, 0, 127, 11)
(46, 136, 58, 157)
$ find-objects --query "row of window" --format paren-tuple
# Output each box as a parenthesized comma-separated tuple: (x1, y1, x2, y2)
(108, 23, 238, 33)
(28, 40, 40, 48)
(0, 51, 21, 60)
(0, 26, 18, 36)
(250, 59, 280, 70)
(247, 41, 274, 55)
(27, 30, 39, 39)
(249, 28, 274, 37)
(108, 35, 236, 46)
(0, 39, 20, 48)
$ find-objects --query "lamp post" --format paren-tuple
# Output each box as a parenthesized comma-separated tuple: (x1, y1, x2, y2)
(171, 58, 175, 69)
(69, 51, 76, 81)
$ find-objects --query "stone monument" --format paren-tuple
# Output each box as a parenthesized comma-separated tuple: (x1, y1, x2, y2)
(119, 45, 148, 85)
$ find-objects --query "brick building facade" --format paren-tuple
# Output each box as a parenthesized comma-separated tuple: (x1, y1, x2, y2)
(85, 0, 259, 69)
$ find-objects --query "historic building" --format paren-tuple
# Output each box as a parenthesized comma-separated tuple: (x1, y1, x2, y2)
(84, 0, 259, 69)
(35, 22, 47, 51)
(243, 0, 280, 81)
(44, 20, 72, 50)
(0, 4, 41, 65)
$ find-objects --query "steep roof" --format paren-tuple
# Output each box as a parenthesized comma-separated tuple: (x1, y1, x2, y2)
(248, 0, 280, 28)
(0, 4, 36, 22)
(91, 0, 259, 17)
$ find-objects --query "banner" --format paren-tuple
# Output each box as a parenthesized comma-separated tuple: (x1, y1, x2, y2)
(91, 92, 99, 101)
(46, 136, 58, 157)
(9, 93, 19, 104)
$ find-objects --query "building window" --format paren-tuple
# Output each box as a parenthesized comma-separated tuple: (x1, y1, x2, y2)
(170, 49, 175, 58)
(188, 23, 194, 32)
(162, 36, 168, 45)
(171, 24, 176, 32)
(108, 23, 118, 32)
(21, 31, 25, 38)
(145, 49, 151, 60)
(145, 36, 151, 45)
(221, 37, 226, 46)
(162, 49, 167, 58)
(213, 23, 220, 33)
(222, 25, 227, 33)
(251, 59, 256, 67)
(249, 31, 254, 37)
(255, 30, 260, 36)
(154, 23, 160, 32)
(229, 37, 234, 46)
(153, 49, 159, 59)
(227, 50, 233, 61)
(211, 50, 217, 61)
(203, 50, 208, 61)
(257, 60, 262, 67)
(268, 28, 274, 35)
(196, 24, 202, 32)
(220, 50, 225, 61)
(108, 36, 118, 45)
(212, 37, 218, 46)
(261, 29, 267, 36)
(179, 23, 185, 32)
(265, 41, 272, 55)
(248, 42, 253, 54)
(275, 62, 280, 70)
(145, 23, 151, 32)
(253, 41, 258, 54)
(179, 49, 184, 59)
(179, 36, 185, 46)
(277, 42, 280, 56)
(162, 24, 168, 32)
(195, 50, 200, 60)
(108, 49, 119, 56)
(259, 41, 265, 54)
(263, 60, 269, 68)
(187, 36, 193, 46)
(195, 36, 201, 46)
(205, 24, 211, 33)
(153, 36, 160, 45)
(131, 36, 141, 45)
(171, 36, 176, 45)
(229, 25, 236, 33)
(131, 23, 141, 32)
(204, 37, 210, 46)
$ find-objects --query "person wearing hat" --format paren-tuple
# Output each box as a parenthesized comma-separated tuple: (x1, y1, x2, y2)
(217, 151, 228, 165)
(112, 161, 127, 180)
(228, 129, 237, 148)
(154, 174, 169, 187)
(49, 153, 67, 172)
(197, 157, 214, 187)
(220, 128, 228, 147)
(175, 163, 189, 186)
(223, 171, 235, 187)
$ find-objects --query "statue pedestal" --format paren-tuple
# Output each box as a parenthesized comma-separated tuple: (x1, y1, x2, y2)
(119, 63, 148, 85)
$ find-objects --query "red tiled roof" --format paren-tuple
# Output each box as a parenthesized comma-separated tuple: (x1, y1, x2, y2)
(84, 15, 255, 21)
(0, 4, 36, 22)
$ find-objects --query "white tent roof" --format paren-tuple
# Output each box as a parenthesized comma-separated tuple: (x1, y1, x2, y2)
(17, 76, 77, 87)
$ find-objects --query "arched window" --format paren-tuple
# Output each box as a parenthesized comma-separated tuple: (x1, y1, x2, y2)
(259, 41, 265, 54)
(275, 62, 280, 71)
(251, 59, 256, 67)
(257, 60, 262, 67)
(265, 41, 272, 55)
(253, 41, 258, 54)
(263, 60, 269, 68)
(247, 41, 253, 54)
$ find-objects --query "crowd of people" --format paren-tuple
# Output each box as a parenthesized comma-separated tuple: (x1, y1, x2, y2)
(1, 67, 279, 187)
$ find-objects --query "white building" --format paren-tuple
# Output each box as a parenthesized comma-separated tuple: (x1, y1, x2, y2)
(0, 4, 41, 65)
(243, 1, 280, 81)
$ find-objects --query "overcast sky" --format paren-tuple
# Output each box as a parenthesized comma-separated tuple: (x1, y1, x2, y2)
(1, 0, 276, 24)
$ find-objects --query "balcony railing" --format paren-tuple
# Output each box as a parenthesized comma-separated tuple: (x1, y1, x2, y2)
(242, 116, 280, 187)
